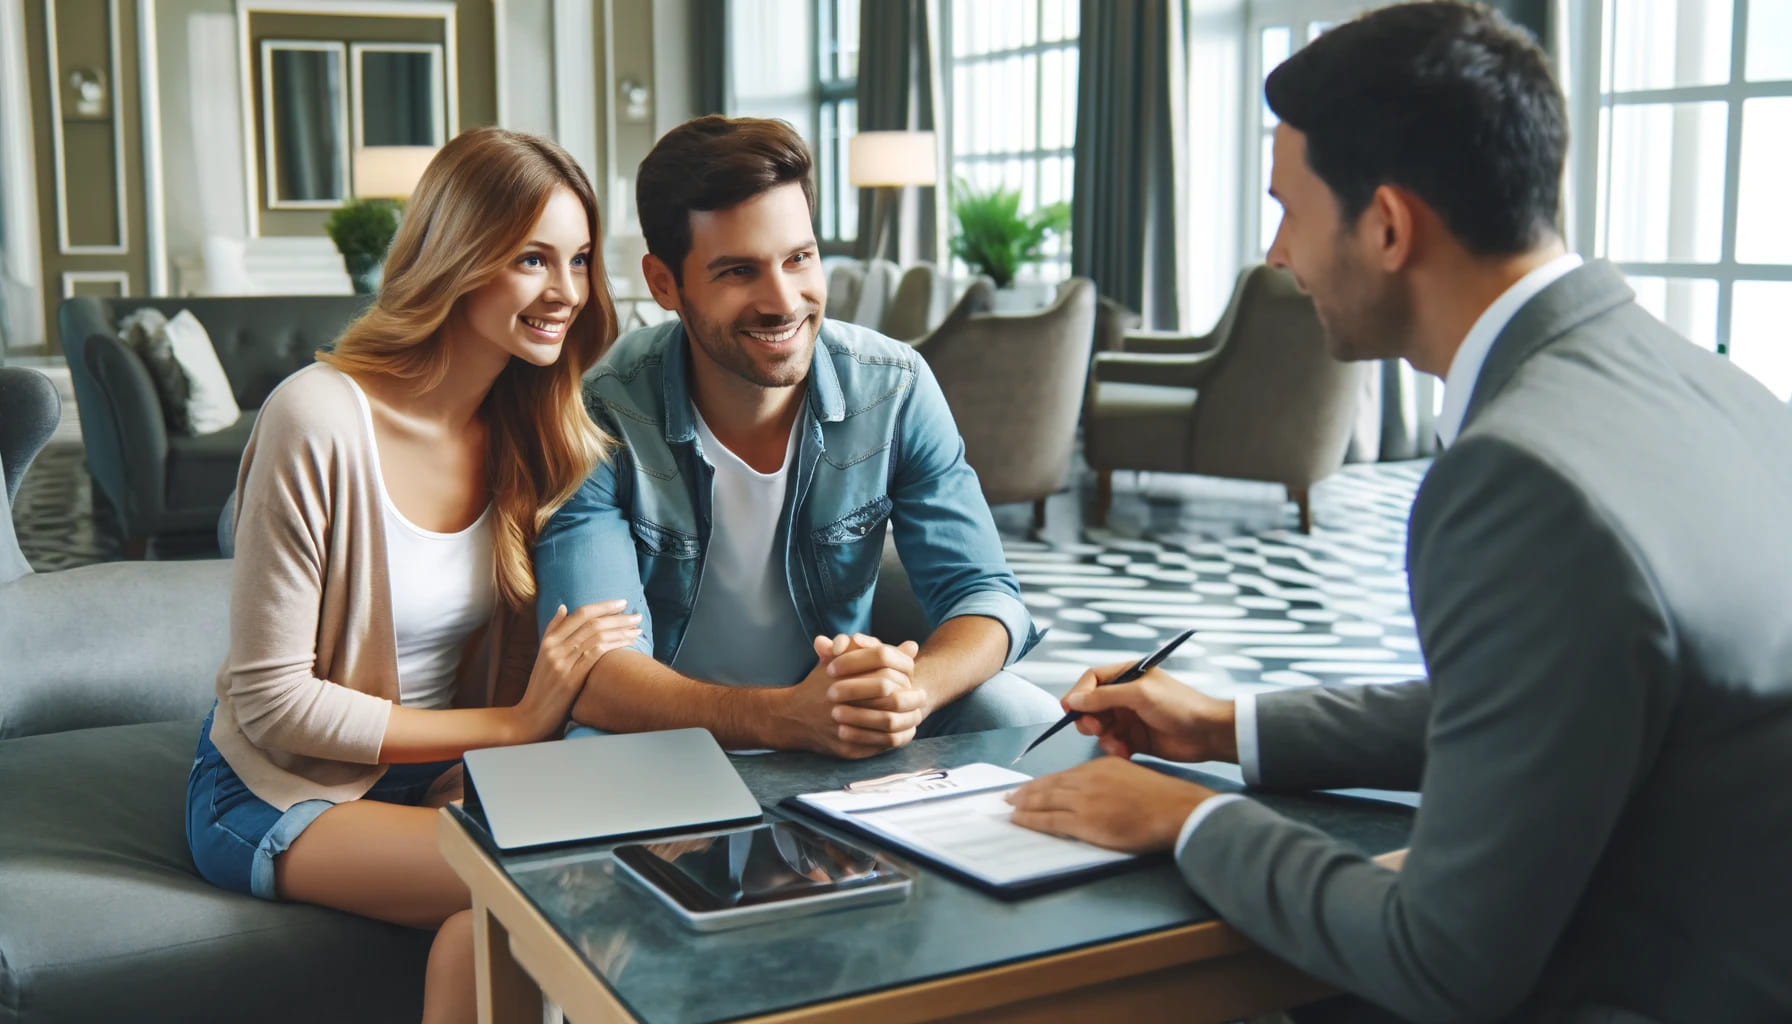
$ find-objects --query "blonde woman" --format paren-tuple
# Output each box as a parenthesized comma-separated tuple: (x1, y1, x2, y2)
(185, 127, 638, 1023)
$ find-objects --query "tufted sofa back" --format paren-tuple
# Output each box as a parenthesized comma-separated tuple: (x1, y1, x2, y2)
(59, 294, 373, 412)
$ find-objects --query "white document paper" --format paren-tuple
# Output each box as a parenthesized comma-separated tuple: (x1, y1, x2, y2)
(795, 763, 1134, 888)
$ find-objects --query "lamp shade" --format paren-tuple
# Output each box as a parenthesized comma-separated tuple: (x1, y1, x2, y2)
(353, 146, 437, 199)
(848, 131, 937, 188)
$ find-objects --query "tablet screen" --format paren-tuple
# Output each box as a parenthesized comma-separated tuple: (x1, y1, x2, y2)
(614, 821, 907, 912)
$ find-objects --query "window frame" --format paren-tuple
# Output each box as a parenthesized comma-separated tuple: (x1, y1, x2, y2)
(1568, 0, 1792, 367)
(939, 0, 1080, 283)
(814, 0, 858, 254)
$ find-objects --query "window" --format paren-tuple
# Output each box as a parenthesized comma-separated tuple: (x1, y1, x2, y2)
(1576, 0, 1792, 399)
(729, 0, 815, 141)
(941, 0, 1080, 282)
(815, 0, 858, 247)
(1241, 10, 1349, 263)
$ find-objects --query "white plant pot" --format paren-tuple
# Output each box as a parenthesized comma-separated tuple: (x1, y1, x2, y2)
(991, 281, 1052, 313)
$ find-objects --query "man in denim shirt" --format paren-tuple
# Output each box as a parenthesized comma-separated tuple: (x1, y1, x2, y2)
(535, 116, 1058, 757)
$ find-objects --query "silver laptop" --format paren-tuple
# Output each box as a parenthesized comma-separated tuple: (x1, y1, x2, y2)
(463, 728, 763, 851)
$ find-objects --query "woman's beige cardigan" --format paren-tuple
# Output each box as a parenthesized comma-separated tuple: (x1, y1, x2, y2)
(209, 364, 533, 811)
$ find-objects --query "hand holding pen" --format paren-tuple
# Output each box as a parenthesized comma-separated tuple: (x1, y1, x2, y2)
(1013, 629, 1196, 763)
(1014, 629, 1240, 765)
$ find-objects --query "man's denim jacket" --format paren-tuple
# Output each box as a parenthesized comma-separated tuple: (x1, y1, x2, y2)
(534, 317, 1041, 672)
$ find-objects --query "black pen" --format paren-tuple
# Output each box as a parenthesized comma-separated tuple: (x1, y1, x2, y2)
(1011, 628, 1198, 765)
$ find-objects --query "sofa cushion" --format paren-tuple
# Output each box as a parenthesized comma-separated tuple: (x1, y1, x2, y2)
(0, 559, 230, 740)
(0, 720, 431, 1023)
(117, 308, 193, 435)
(165, 415, 256, 509)
(159, 310, 244, 434)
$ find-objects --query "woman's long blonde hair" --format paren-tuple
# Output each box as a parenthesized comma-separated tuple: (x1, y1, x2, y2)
(320, 127, 617, 611)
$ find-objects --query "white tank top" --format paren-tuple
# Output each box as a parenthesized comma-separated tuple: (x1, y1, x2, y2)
(344, 376, 497, 710)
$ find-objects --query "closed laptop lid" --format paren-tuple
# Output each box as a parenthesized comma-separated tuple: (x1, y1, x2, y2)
(463, 728, 762, 851)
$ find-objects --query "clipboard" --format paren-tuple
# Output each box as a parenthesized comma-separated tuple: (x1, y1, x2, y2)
(781, 763, 1150, 899)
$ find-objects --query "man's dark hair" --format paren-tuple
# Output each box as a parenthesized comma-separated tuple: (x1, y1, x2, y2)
(1264, 1, 1566, 255)
(636, 116, 817, 284)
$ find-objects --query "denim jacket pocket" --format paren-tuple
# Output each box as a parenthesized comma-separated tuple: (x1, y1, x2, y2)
(810, 495, 893, 603)
(630, 518, 701, 609)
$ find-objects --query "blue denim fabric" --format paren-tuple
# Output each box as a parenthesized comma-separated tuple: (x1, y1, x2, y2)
(185, 708, 457, 899)
(536, 318, 1041, 671)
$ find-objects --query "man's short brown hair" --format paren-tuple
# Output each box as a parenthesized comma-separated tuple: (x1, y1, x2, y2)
(635, 116, 817, 286)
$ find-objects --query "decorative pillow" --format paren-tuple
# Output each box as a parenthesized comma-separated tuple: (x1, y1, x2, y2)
(116, 308, 192, 435)
(156, 310, 243, 435)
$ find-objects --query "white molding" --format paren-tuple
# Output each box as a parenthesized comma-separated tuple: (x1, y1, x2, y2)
(602, 0, 617, 193)
(45, 0, 130, 255)
(240, 0, 455, 17)
(349, 41, 446, 151)
(139, 0, 168, 294)
(238, 3, 258, 236)
(260, 39, 350, 210)
(554, 0, 598, 176)
(444, 5, 459, 136)
(236, 0, 458, 235)
(61, 270, 131, 298)
(493, 0, 509, 127)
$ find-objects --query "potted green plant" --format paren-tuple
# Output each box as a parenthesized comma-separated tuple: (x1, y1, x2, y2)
(324, 198, 401, 294)
(948, 179, 1070, 306)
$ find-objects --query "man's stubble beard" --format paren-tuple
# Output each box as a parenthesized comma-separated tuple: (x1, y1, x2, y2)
(1316, 243, 1415, 364)
(680, 290, 814, 389)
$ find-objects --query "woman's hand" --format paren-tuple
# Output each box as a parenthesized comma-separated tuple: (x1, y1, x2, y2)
(512, 601, 641, 741)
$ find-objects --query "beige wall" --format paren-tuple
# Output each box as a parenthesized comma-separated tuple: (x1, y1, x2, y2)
(21, 0, 150, 343)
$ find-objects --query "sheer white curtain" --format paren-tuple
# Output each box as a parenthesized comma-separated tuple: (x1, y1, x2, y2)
(1181, 0, 1245, 333)
(729, 0, 815, 134)
(0, 0, 44, 357)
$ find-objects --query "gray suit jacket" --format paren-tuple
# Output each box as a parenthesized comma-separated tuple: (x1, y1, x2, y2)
(1176, 261, 1792, 1023)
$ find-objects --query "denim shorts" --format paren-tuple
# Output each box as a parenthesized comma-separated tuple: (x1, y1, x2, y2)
(185, 707, 458, 900)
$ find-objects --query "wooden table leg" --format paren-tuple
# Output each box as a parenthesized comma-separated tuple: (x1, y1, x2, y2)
(473, 898, 544, 1024)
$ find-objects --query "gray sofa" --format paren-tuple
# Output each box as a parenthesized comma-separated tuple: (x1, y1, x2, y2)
(0, 367, 428, 1024)
(58, 295, 370, 558)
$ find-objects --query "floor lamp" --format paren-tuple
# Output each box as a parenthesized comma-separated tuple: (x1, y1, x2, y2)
(848, 131, 937, 262)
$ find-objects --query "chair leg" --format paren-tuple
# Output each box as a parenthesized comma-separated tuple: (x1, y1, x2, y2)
(1031, 498, 1047, 532)
(1094, 471, 1112, 528)
(1289, 486, 1312, 534)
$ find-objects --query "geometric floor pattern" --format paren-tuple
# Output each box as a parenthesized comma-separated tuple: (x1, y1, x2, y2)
(1004, 463, 1427, 700)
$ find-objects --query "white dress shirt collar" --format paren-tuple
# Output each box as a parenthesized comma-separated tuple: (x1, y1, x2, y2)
(1434, 252, 1583, 447)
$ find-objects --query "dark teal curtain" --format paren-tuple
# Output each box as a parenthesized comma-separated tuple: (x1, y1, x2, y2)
(854, 0, 936, 262)
(1070, 0, 1181, 329)
(693, 0, 730, 116)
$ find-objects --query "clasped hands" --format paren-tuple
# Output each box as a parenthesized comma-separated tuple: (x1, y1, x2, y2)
(778, 632, 932, 759)
(1004, 661, 1237, 854)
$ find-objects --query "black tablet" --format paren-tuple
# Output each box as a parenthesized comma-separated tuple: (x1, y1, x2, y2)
(613, 820, 913, 931)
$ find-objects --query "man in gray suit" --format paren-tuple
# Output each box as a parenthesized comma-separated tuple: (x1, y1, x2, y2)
(1008, 3, 1792, 1022)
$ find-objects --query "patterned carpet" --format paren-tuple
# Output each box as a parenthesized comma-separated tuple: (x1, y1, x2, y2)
(13, 409, 1431, 702)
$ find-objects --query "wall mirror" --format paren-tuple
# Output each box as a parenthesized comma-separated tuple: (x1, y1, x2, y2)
(261, 40, 349, 207)
(352, 43, 446, 150)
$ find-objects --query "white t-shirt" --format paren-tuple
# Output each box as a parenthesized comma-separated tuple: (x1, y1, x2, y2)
(345, 376, 496, 710)
(671, 405, 815, 688)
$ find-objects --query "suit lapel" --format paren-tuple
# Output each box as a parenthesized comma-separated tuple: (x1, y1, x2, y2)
(1460, 260, 1636, 432)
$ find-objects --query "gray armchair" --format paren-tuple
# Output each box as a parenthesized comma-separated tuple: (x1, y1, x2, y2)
(914, 277, 1097, 529)
(882, 262, 951, 341)
(823, 258, 902, 331)
(59, 294, 371, 557)
(1084, 265, 1362, 533)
